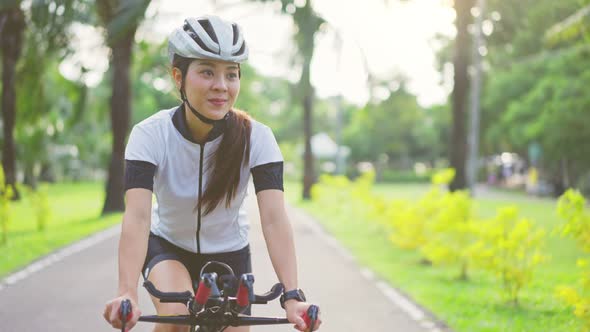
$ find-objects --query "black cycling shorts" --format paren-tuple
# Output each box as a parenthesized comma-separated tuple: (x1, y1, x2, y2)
(142, 232, 253, 314)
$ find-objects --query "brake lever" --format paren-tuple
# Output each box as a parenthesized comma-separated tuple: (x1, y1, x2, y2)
(235, 273, 255, 313)
(193, 272, 219, 313)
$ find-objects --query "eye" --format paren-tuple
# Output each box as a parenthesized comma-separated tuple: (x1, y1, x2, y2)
(227, 72, 239, 80)
(201, 70, 214, 77)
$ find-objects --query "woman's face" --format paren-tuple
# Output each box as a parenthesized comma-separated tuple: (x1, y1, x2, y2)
(175, 59, 241, 121)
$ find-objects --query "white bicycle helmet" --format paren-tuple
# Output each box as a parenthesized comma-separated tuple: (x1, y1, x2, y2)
(168, 15, 249, 64)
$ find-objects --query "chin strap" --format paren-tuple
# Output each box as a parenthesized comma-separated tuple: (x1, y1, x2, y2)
(180, 90, 230, 125)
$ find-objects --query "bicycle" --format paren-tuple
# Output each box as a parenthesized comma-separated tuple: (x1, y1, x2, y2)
(118, 261, 320, 332)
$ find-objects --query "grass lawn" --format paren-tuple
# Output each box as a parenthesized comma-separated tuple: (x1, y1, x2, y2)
(286, 181, 582, 332)
(0, 182, 122, 278)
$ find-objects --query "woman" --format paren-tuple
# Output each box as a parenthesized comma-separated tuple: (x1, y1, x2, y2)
(103, 15, 322, 332)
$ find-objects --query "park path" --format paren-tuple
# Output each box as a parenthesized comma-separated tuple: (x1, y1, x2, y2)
(0, 190, 445, 332)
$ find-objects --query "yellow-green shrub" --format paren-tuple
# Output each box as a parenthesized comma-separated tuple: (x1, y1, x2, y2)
(388, 168, 456, 258)
(421, 190, 479, 279)
(388, 187, 444, 251)
(474, 207, 546, 304)
(557, 189, 590, 251)
(556, 189, 590, 329)
(27, 185, 52, 232)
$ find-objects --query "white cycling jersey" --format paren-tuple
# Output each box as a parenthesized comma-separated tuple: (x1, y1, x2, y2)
(125, 107, 283, 253)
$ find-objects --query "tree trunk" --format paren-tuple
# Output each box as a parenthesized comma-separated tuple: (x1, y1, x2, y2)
(449, 0, 473, 192)
(0, 8, 25, 200)
(23, 162, 37, 189)
(102, 30, 134, 214)
(302, 59, 315, 200)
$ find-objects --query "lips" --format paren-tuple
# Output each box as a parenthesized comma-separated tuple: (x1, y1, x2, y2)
(208, 98, 227, 106)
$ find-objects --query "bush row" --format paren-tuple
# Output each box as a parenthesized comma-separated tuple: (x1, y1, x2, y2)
(311, 169, 588, 327)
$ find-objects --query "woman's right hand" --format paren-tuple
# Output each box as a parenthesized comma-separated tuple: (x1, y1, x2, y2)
(103, 294, 141, 331)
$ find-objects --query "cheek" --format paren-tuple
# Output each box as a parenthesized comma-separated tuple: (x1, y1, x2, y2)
(230, 83, 241, 98)
(185, 76, 207, 96)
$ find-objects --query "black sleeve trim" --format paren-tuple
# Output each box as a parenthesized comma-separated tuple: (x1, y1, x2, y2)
(251, 161, 284, 194)
(125, 160, 156, 192)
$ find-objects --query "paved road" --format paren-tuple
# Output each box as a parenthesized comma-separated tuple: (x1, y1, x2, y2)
(0, 192, 442, 332)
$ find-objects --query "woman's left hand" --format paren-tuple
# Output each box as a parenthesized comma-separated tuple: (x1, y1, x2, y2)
(284, 301, 322, 331)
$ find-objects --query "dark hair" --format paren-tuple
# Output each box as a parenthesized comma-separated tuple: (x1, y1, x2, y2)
(172, 55, 251, 215)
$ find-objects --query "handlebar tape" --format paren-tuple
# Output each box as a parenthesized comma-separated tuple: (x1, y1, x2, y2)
(143, 280, 192, 303)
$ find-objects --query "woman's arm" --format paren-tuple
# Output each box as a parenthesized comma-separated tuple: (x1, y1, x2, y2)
(118, 188, 152, 298)
(256, 189, 298, 291)
(257, 189, 322, 331)
(104, 188, 152, 330)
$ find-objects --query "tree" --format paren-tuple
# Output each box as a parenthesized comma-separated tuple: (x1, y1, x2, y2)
(343, 84, 447, 168)
(0, 1, 25, 199)
(480, 0, 588, 193)
(546, 3, 590, 48)
(16, 0, 87, 188)
(96, 0, 151, 214)
(449, 0, 475, 191)
(250, 0, 324, 199)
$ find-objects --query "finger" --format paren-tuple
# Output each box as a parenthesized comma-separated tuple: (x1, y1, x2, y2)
(103, 306, 110, 322)
(294, 316, 307, 331)
(293, 324, 304, 331)
(109, 304, 122, 328)
(125, 321, 135, 331)
(132, 308, 141, 322)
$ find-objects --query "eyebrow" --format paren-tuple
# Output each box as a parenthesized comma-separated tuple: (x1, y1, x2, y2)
(195, 61, 239, 70)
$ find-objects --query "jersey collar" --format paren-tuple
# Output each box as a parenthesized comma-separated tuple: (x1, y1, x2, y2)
(172, 104, 227, 144)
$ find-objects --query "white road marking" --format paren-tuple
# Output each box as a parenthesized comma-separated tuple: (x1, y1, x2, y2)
(292, 205, 443, 331)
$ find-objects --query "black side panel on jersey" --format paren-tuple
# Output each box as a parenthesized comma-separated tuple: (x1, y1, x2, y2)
(251, 161, 284, 194)
(125, 159, 157, 191)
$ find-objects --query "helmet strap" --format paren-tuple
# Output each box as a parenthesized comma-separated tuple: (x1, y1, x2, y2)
(180, 90, 230, 127)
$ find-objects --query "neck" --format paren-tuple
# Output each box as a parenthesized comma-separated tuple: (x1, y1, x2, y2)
(183, 103, 213, 144)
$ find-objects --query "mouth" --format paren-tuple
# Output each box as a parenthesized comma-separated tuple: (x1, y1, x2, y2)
(208, 98, 227, 106)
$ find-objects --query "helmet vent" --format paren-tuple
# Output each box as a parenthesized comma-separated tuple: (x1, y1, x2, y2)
(233, 42, 246, 56)
(198, 19, 219, 43)
(183, 20, 217, 54)
(232, 23, 239, 44)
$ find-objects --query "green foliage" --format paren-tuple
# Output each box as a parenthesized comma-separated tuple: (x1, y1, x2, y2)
(344, 86, 448, 166)
(480, 0, 590, 188)
(556, 189, 590, 329)
(0, 167, 15, 245)
(26, 185, 52, 232)
(312, 168, 548, 306)
(474, 207, 547, 304)
(483, 45, 590, 188)
(485, 0, 583, 63)
(0, 182, 121, 277)
(96, 0, 150, 45)
(293, 180, 584, 331)
(545, 3, 590, 47)
(387, 169, 454, 252)
(421, 190, 478, 280)
(379, 169, 431, 183)
(388, 186, 443, 251)
(557, 189, 590, 251)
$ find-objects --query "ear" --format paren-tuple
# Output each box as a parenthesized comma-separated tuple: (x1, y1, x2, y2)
(171, 67, 183, 90)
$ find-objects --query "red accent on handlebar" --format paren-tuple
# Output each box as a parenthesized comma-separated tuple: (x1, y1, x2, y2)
(236, 283, 250, 307)
(195, 281, 211, 305)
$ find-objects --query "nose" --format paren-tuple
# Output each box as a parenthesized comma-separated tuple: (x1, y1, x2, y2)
(212, 75, 228, 92)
